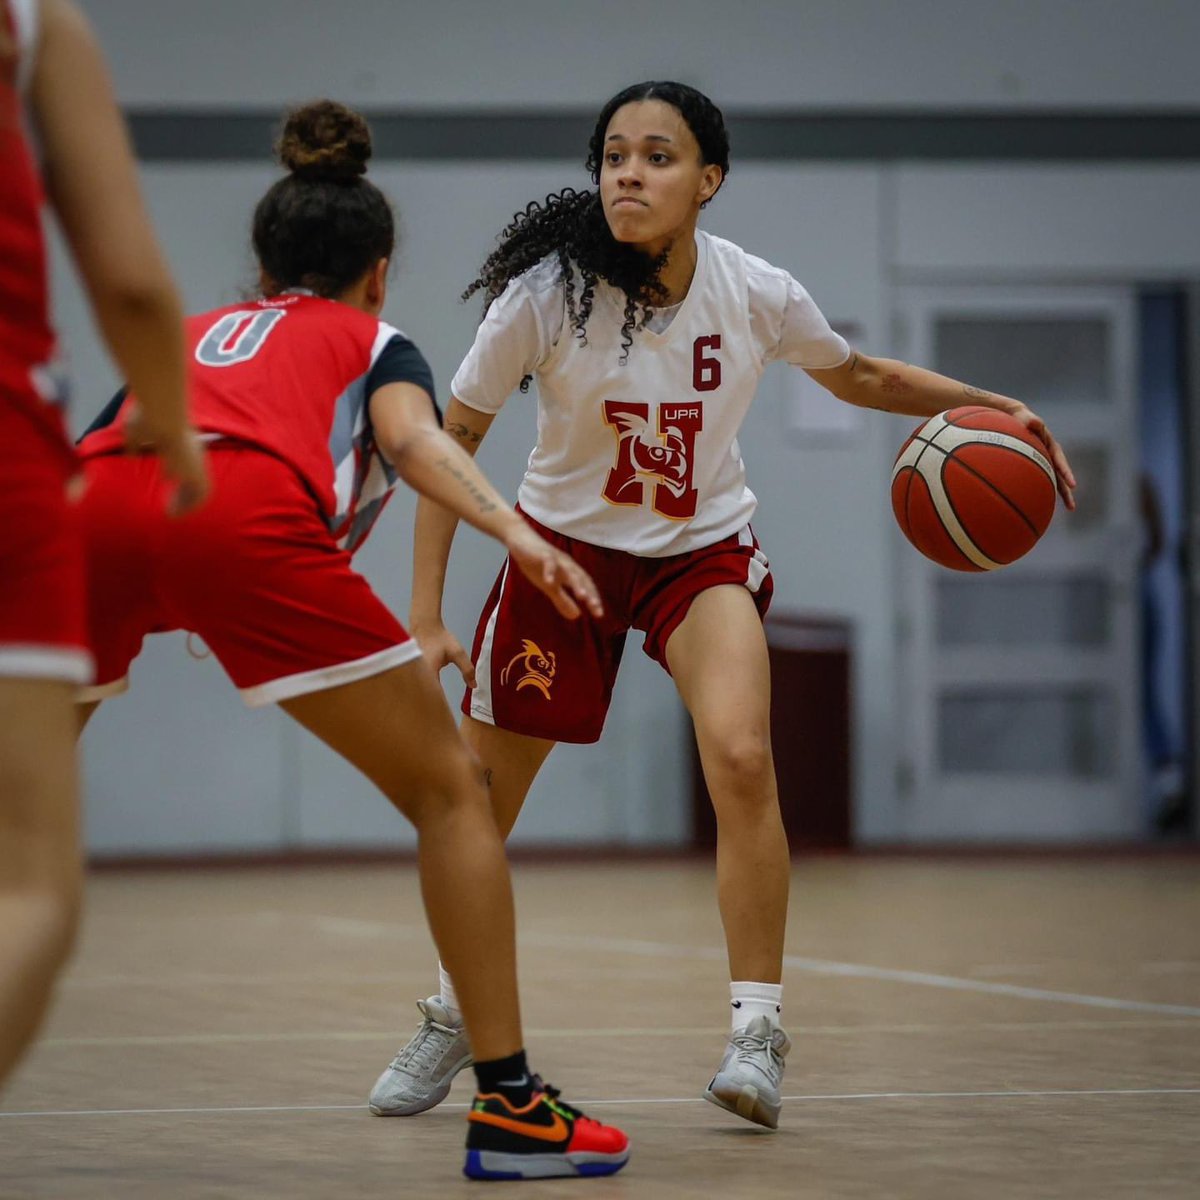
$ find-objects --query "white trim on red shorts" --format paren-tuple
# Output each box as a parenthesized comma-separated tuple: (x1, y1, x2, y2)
(238, 641, 423, 709)
(468, 560, 510, 727)
(738, 525, 769, 593)
(0, 645, 93, 685)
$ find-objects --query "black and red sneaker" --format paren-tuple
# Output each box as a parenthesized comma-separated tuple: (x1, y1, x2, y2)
(463, 1083, 630, 1180)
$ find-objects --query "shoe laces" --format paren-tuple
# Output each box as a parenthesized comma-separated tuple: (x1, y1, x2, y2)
(388, 1004, 460, 1076)
(729, 1027, 783, 1067)
(536, 1080, 592, 1126)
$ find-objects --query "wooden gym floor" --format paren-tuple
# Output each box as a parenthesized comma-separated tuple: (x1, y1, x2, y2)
(1, 857, 1198, 1198)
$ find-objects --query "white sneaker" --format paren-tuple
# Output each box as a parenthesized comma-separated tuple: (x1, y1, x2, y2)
(703, 1015, 791, 1129)
(368, 997, 472, 1116)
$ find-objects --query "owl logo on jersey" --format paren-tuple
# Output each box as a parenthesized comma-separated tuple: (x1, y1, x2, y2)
(501, 639, 557, 699)
(607, 410, 689, 496)
(602, 401, 703, 520)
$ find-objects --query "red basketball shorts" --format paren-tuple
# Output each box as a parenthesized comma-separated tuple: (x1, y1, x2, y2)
(79, 446, 419, 707)
(462, 509, 773, 743)
(0, 400, 92, 684)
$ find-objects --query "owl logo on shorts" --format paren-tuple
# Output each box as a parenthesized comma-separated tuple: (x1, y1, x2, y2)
(500, 639, 557, 699)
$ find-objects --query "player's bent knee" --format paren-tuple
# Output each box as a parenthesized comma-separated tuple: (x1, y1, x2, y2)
(384, 749, 489, 828)
(704, 734, 773, 794)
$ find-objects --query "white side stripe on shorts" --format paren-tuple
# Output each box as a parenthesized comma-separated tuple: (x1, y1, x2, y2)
(0, 645, 93, 685)
(469, 560, 510, 726)
(738, 526, 769, 594)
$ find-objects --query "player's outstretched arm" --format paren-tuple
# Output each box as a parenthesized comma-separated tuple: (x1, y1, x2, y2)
(31, 0, 207, 515)
(806, 351, 1077, 510)
(405, 397, 497, 679)
(371, 385, 603, 653)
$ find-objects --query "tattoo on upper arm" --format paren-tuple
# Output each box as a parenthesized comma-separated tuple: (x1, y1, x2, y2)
(881, 373, 914, 394)
(962, 384, 994, 401)
(433, 455, 497, 515)
(446, 421, 483, 446)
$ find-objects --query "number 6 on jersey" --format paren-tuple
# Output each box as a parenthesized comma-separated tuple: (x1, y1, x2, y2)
(693, 334, 722, 391)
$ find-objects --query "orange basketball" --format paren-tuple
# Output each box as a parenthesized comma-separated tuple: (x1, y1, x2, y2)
(891, 407, 1056, 571)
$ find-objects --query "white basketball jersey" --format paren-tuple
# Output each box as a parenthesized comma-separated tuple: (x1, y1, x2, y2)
(521, 232, 765, 555)
(453, 229, 849, 557)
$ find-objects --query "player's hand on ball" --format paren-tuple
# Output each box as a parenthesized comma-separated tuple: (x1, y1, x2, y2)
(505, 524, 604, 622)
(411, 619, 476, 688)
(1009, 404, 1077, 511)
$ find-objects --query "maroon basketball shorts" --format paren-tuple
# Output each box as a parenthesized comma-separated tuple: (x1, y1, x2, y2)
(0, 401, 92, 684)
(79, 446, 419, 707)
(462, 509, 774, 744)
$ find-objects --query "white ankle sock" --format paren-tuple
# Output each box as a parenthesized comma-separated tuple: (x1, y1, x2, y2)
(730, 981, 783, 1031)
(437, 961, 461, 1022)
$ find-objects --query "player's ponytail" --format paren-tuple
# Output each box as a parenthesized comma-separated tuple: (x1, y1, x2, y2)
(252, 99, 394, 297)
(464, 82, 729, 371)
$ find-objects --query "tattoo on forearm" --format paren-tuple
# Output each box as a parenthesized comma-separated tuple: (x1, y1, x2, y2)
(962, 384, 994, 401)
(434, 455, 497, 515)
(483, 767, 493, 790)
(881, 373, 914, 395)
(446, 421, 483, 446)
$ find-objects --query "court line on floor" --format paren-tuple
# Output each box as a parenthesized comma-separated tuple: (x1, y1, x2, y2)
(3, 1087, 1198, 1119)
(32, 1016, 1200, 1050)
(290, 917, 1200, 1019)
(65, 918, 1200, 1018)
(57, 962, 1200, 990)
(61, 971, 434, 989)
(782, 957, 1200, 1018)
(521, 932, 1200, 1018)
(58, 964, 664, 989)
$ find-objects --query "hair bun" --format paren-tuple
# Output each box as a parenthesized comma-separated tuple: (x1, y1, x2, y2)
(277, 100, 371, 183)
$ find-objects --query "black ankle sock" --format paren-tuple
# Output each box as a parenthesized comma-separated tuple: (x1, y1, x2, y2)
(474, 1049, 535, 1106)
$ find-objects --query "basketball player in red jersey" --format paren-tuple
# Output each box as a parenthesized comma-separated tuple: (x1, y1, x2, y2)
(76, 100, 629, 1182)
(0, 0, 207, 1088)
(371, 81, 1077, 1132)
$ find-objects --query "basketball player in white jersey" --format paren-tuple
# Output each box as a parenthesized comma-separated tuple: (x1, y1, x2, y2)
(370, 81, 1076, 1129)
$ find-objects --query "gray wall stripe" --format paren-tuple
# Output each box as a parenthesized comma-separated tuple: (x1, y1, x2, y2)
(128, 110, 1200, 163)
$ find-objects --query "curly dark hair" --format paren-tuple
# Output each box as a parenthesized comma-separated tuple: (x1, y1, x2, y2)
(252, 99, 395, 298)
(464, 82, 729, 384)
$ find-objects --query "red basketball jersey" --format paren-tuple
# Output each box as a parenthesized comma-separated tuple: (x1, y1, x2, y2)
(80, 293, 433, 552)
(0, 0, 70, 457)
